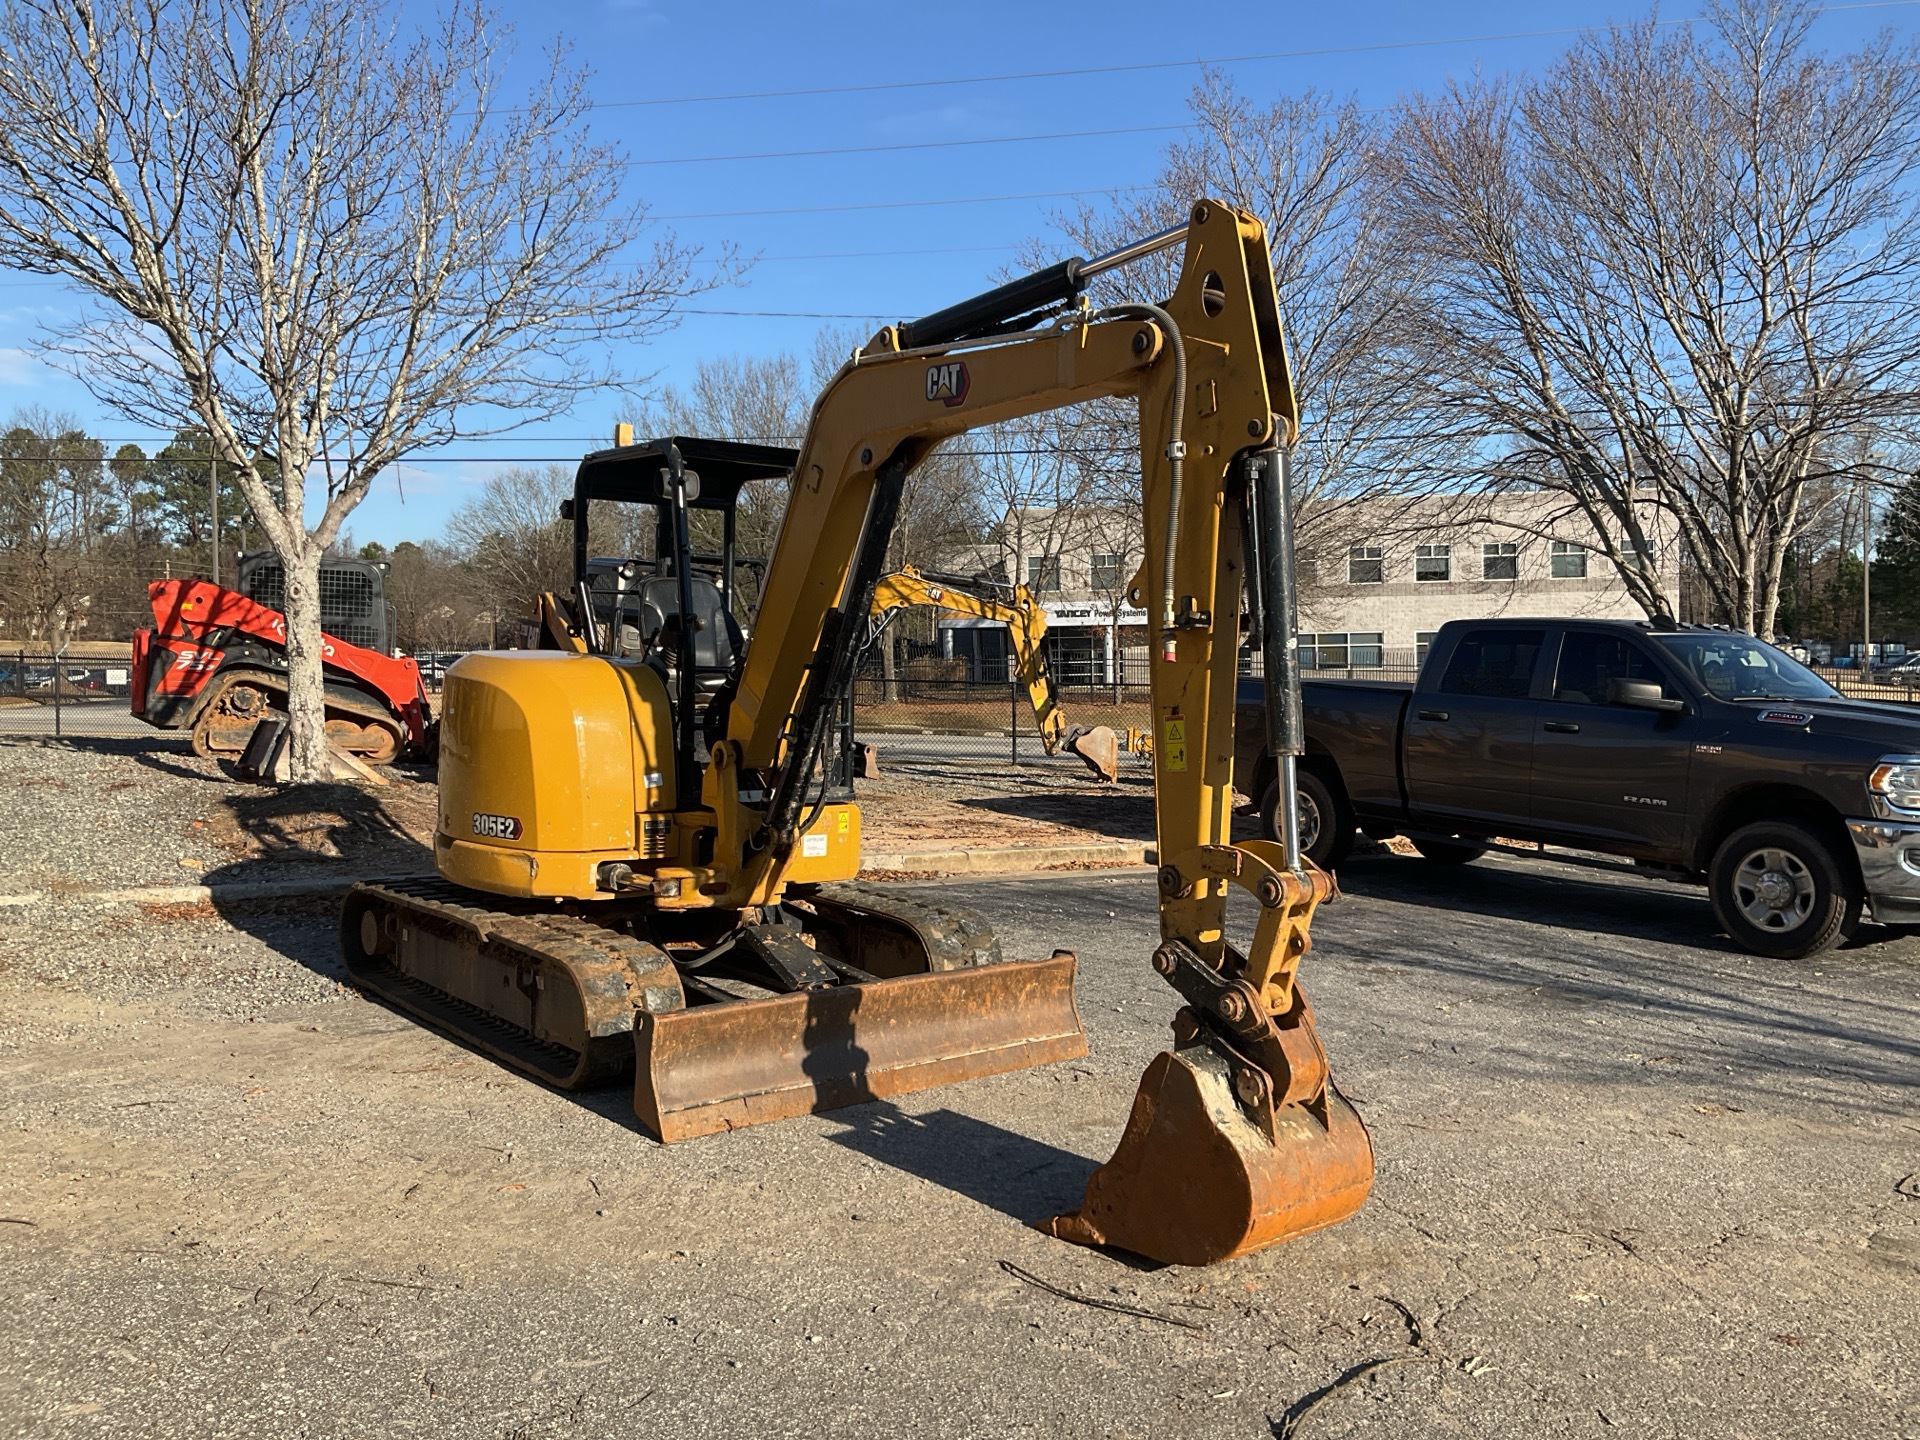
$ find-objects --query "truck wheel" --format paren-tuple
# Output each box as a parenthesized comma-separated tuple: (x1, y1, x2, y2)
(1261, 769, 1354, 871)
(1708, 820, 1860, 959)
(1409, 836, 1489, 865)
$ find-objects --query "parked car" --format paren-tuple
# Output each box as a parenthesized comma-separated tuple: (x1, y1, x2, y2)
(1873, 654, 1920, 686)
(1238, 617, 1920, 958)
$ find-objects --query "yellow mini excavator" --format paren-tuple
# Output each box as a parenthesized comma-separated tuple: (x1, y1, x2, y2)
(342, 199, 1373, 1266)
(867, 566, 1121, 781)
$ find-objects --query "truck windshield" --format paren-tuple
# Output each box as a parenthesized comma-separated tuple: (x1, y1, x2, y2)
(1653, 634, 1838, 701)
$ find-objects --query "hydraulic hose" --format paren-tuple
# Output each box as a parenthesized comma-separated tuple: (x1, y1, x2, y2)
(1094, 303, 1186, 660)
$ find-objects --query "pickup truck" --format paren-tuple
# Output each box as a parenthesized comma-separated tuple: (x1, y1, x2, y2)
(1236, 617, 1920, 958)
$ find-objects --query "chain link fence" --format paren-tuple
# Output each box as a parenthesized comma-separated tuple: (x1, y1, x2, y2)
(0, 649, 144, 737)
(849, 653, 1155, 775)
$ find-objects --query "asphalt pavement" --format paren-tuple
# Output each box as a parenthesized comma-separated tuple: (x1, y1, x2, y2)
(0, 704, 147, 738)
(2, 851, 1916, 1438)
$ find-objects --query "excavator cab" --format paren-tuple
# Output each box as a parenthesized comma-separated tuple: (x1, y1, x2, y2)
(559, 437, 786, 673)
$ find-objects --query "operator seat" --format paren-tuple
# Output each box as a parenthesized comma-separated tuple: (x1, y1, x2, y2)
(637, 575, 742, 688)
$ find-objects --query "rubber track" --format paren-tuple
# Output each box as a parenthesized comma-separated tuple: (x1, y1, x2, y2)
(342, 876, 682, 1090)
(344, 878, 1009, 1091)
(809, 882, 1004, 970)
(194, 670, 406, 756)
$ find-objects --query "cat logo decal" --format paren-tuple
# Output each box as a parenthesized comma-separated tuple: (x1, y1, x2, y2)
(926, 360, 970, 407)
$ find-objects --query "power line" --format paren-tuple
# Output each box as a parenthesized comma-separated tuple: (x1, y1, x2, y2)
(525, 3, 1920, 114)
(0, 241, 1023, 289)
(0, 192, 1142, 286)
(651, 184, 1148, 221)
(623, 122, 1190, 169)
(681, 307, 895, 319)
(759, 244, 1019, 261)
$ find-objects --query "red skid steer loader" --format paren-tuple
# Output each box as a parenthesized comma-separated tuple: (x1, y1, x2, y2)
(131, 552, 434, 765)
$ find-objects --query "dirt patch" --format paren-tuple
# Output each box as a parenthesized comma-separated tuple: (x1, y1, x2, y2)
(137, 900, 219, 921)
(201, 773, 437, 866)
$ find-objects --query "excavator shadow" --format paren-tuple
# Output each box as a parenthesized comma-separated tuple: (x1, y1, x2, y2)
(191, 775, 437, 999)
(823, 1100, 1101, 1229)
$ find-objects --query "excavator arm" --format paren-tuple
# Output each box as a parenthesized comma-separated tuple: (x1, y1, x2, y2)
(687, 198, 1372, 1263)
(868, 567, 1120, 780)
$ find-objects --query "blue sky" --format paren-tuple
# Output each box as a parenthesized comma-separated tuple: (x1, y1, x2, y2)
(1, 0, 1914, 546)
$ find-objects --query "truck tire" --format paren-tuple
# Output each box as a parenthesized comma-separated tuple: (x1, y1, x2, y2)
(1261, 768, 1354, 871)
(1709, 820, 1860, 959)
(1409, 836, 1489, 865)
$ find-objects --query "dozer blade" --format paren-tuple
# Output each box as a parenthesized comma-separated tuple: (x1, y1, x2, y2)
(635, 951, 1086, 1142)
(1064, 725, 1120, 783)
(1044, 1040, 1373, 1266)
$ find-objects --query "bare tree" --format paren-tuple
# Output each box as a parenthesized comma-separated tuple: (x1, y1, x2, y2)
(642, 352, 814, 593)
(443, 465, 575, 627)
(382, 539, 486, 653)
(0, 0, 729, 777)
(1048, 75, 1431, 549)
(1375, 0, 1920, 634)
(642, 337, 988, 686)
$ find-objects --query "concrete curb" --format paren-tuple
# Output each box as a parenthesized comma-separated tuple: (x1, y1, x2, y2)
(1, 842, 1154, 906)
(0, 873, 434, 908)
(859, 841, 1155, 876)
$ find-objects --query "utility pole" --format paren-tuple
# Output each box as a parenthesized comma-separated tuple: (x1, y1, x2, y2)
(1863, 473, 1873, 669)
(209, 451, 220, 588)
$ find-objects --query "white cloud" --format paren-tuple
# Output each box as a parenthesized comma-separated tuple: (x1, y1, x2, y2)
(0, 347, 41, 386)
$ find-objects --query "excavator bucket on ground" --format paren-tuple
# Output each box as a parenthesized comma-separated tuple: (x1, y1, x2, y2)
(1047, 848, 1374, 1264)
(1043, 1012, 1373, 1265)
(635, 951, 1085, 1142)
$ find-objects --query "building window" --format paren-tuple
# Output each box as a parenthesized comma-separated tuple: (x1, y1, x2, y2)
(1347, 545, 1384, 584)
(1090, 552, 1124, 590)
(1482, 542, 1519, 581)
(1300, 632, 1384, 669)
(1550, 541, 1588, 579)
(1415, 630, 1439, 663)
(1415, 544, 1452, 582)
(1026, 554, 1061, 593)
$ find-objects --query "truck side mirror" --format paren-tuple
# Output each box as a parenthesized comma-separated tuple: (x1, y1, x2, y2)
(1609, 678, 1685, 713)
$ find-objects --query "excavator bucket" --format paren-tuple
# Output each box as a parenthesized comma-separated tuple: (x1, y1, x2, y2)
(1065, 725, 1121, 783)
(634, 951, 1087, 1142)
(1045, 1035, 1373, 1266)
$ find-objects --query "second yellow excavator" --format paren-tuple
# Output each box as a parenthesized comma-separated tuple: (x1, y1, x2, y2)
(867, 566, 1122, 782)
(342, 199, 1372, 1266)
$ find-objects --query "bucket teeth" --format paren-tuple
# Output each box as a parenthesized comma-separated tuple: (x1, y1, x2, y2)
(1044, 1035, 1373, 1266)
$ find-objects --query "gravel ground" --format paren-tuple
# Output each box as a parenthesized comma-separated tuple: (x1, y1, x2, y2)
(0, 735, 1148, 903)
(0, 736, 233, 893)
(0, 736, 436, 896)
(2, 846, 1917, 1438)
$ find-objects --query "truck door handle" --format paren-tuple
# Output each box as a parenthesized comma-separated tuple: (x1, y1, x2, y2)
(1543, 721, 1581, 734)
(1416, 709, 1449, 722)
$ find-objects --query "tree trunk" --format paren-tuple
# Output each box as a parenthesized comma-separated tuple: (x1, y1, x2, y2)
(281, 544, 332, 783)
(880, 630, 900, 704)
